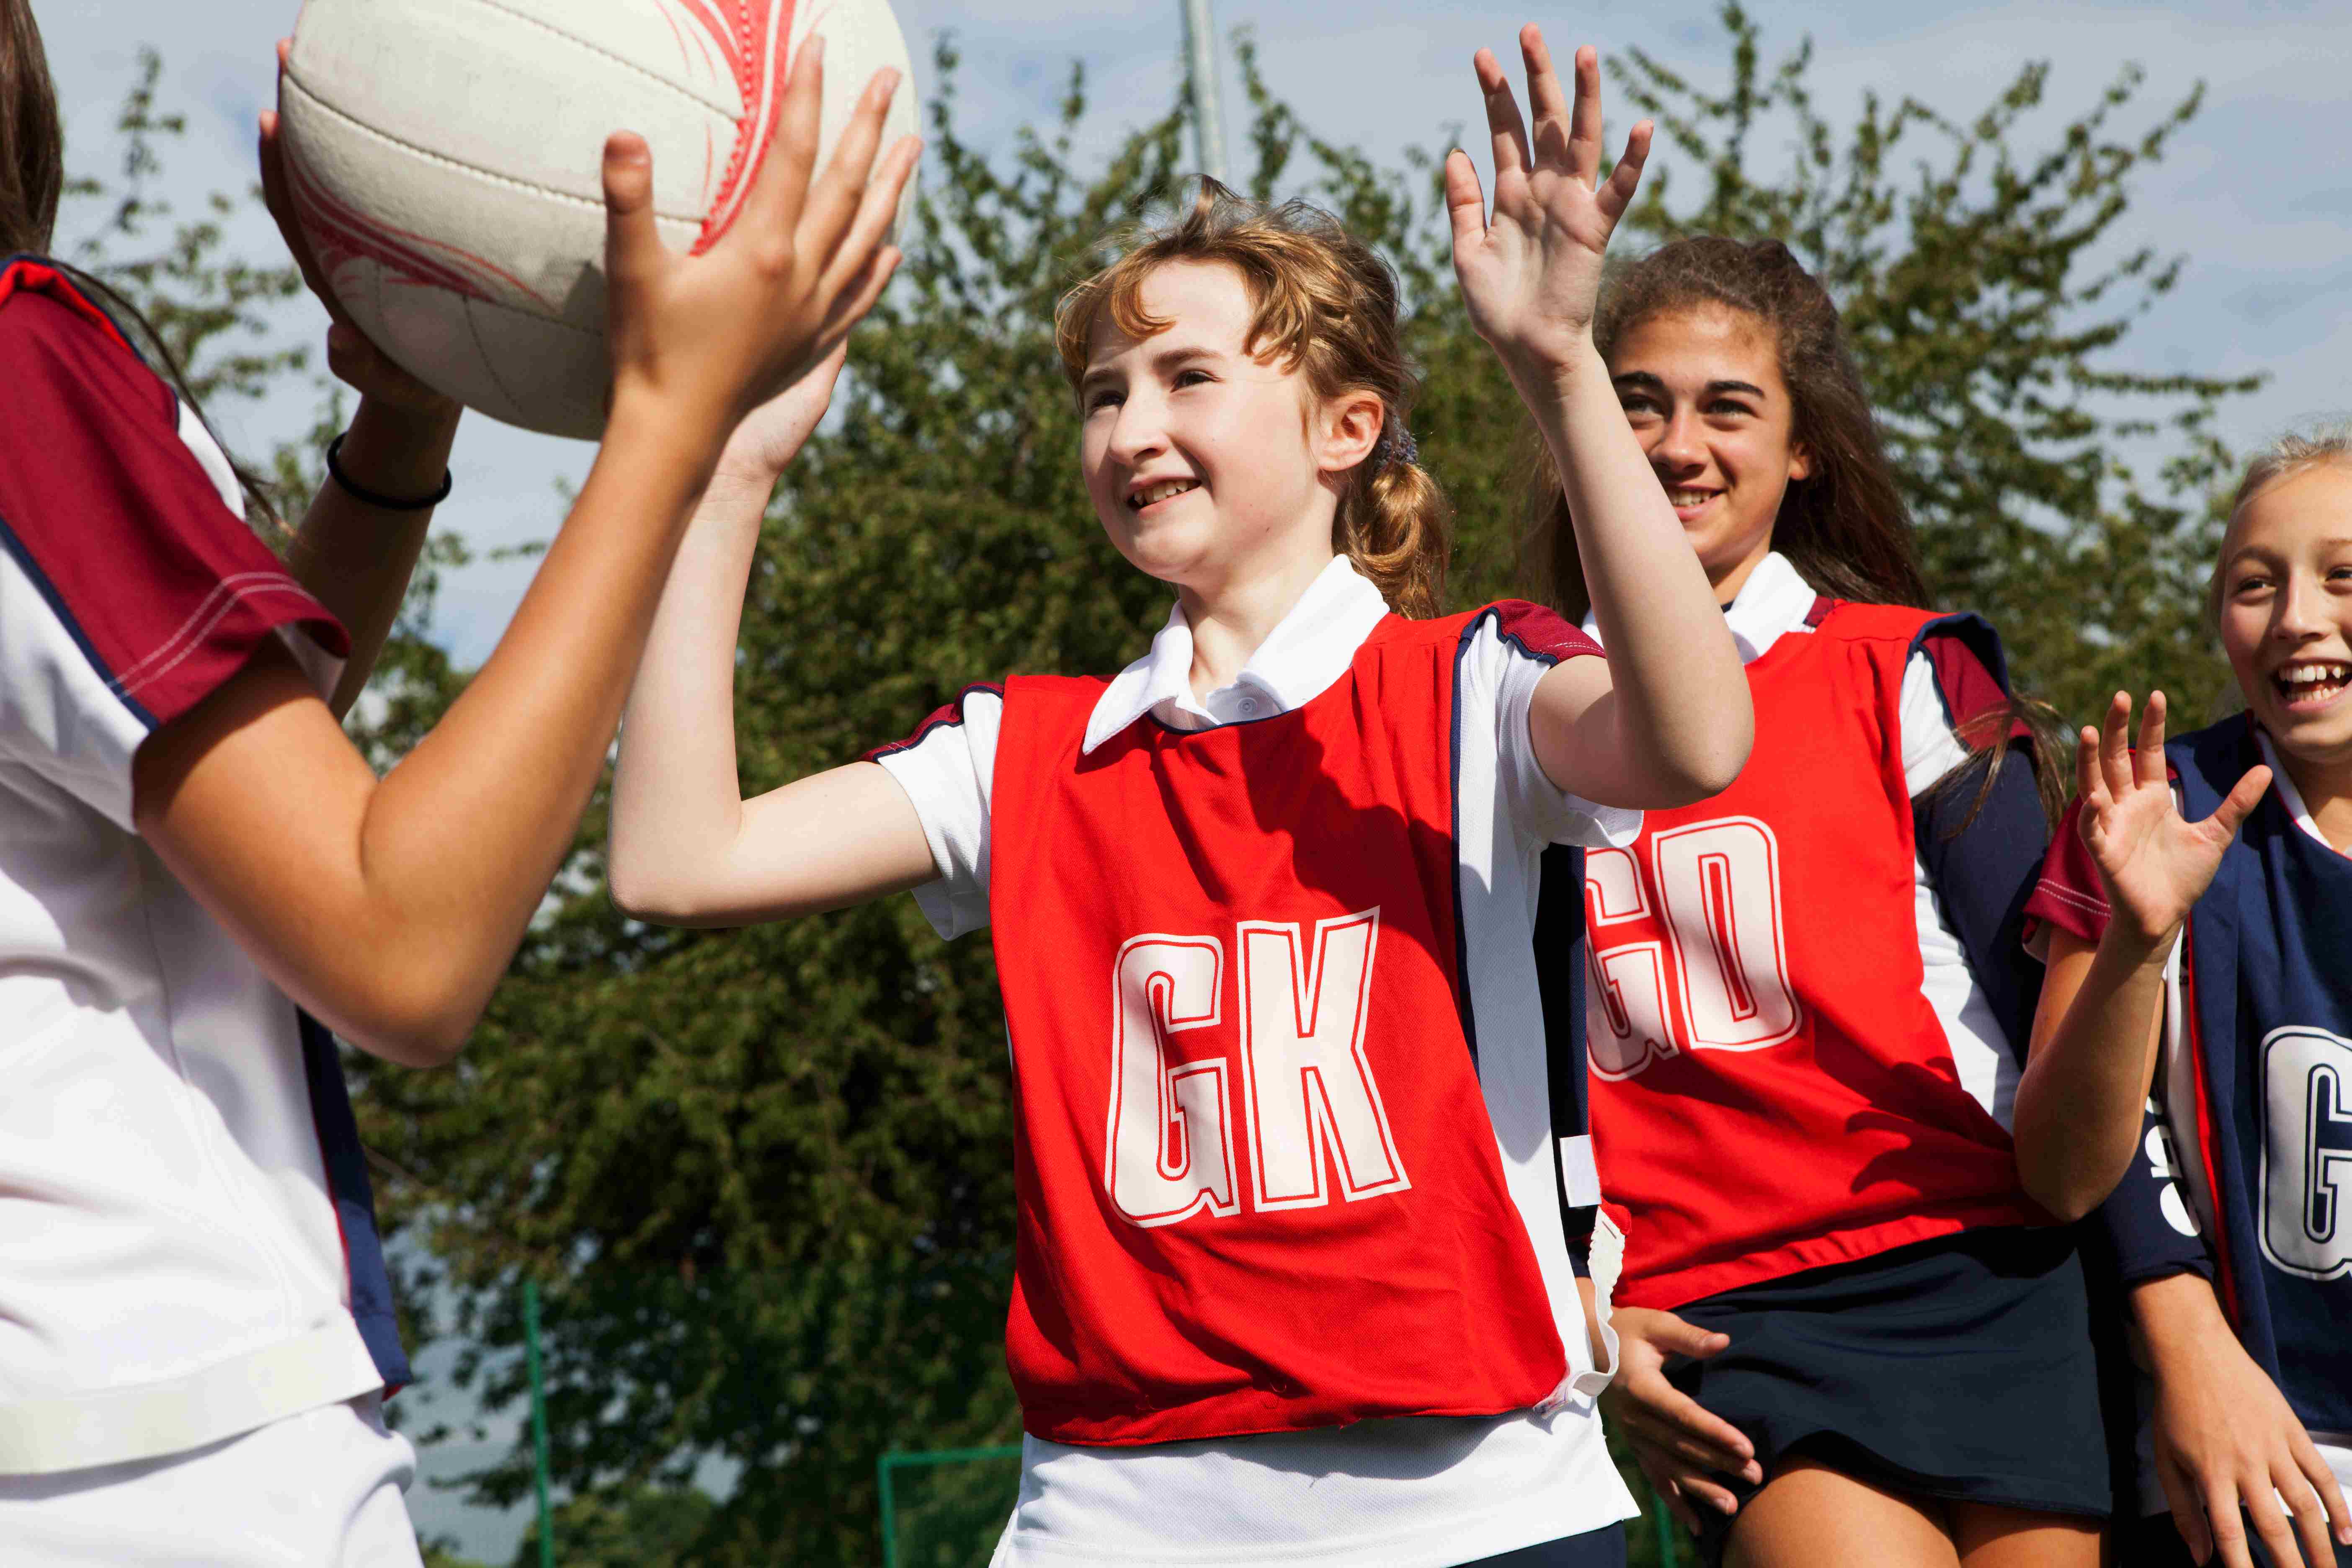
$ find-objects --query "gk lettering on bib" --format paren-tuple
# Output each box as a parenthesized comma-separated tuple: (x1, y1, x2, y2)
(1107, 912, 1406, 1228)
(979, 610, 1588, 1446)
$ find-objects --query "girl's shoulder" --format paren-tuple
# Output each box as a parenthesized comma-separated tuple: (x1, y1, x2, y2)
(1379, 599, 1600, 665)
(0, 255, 342, 737)
(1807, 597, 1971, 647)
(0, 255, 172, 420)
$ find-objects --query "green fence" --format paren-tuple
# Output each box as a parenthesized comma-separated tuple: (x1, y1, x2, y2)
(877, 1445, 1684, 1568)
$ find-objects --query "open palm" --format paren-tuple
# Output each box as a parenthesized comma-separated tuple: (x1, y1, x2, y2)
(1445, 28, 1652, 382)
(2076, 691, 2271, 947)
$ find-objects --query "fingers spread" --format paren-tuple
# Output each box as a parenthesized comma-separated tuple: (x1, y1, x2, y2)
(1475, 47, 1533, 184)
(2076, 726, 2105, 813)
(805, 74, 906, 289)
(1443, 149, 1489, 251)
(1565, 42, 1605, 187)
(2205, 1484, 2257, 1568)
(2279, 1467, 2339, 1568)
(2209, 764, 2273, 842)
(2136, 689, 2171, 788)
(739, 33, 826, 242)
(2100, 691, 2137, 803)
(1595, 119, 1653, 227)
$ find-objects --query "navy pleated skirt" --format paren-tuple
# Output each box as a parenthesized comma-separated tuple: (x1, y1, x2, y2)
(1661, 1225, 2110, 1565)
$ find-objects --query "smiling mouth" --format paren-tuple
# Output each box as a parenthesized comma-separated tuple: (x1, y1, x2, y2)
(1129, 479, 1200, 511)
(2273, 660, 2352, 710)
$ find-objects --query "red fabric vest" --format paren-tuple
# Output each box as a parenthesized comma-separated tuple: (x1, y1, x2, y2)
(987, 611, 1567, 1446)
(1584, 602, 2044, 1310)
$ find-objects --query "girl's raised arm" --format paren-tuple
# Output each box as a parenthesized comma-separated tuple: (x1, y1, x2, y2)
(606, 354, 936, 928)
(132, 47, 920, 1067)
(2019, 691, 2268, 1220)
(1447, 29, 1750, 809)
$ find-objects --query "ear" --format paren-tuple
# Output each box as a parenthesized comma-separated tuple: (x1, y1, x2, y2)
(1316, 388, 1387, 477)
(1787, 441, 1813, 482)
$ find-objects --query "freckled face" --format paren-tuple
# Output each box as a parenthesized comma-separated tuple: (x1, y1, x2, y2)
(1607, 306, 1811, 599)
(1076, 261, 1333, 593)
(2217, 463, 2352, 774)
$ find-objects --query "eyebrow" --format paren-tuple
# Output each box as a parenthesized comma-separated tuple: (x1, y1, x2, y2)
(1610, 371, 1769, 400)
(1081, 340, 1222, 393)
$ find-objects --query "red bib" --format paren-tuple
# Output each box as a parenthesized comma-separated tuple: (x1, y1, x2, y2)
(988, 612, 1568, 1445)
(1584, 602, 2044, 1310)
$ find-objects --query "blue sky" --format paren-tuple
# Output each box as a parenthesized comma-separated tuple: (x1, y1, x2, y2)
(43, 0, 2352, 668)
(35, 0, 2352, 1557)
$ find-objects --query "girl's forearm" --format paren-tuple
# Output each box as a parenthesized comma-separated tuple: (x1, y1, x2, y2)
(285, 396, 459, 716)
(2014, 927, 2172, 1221)
(1523, 343, 1751, 799)
(351, 406, 722, 1022)
(606, 468, 772, 919)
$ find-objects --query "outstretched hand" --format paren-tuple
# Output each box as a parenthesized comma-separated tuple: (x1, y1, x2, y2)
(1445, 28, 1651, 387)
(2075, 691, 2270, 950)
(600, 36, 919, 452)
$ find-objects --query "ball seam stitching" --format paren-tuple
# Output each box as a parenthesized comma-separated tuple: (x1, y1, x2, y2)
(281, 75, 713, 226)
(455, 0, 745, 124)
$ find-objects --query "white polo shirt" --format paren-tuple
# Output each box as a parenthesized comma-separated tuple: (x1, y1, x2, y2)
(876, 556, 1643, 1568)
(0, 265, 402, 1474)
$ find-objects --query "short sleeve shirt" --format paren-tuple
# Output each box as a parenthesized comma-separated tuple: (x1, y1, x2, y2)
(0, 259, 397, 1473)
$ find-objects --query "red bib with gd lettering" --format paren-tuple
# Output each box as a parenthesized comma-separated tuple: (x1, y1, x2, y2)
(1584, 602, 2047, 1310)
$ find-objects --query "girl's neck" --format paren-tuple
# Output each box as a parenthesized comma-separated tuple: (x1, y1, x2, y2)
(2274, 743, 2352, 855)
(1177, 547, 1339, 702)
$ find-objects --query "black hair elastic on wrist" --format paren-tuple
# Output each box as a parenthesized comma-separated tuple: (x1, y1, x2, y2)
(325, 432, 453, 511)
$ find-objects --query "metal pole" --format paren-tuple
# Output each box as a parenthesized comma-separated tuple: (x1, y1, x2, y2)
(877, 1452, 900, 1568)
(525, 1279, 555, 1568)
(1178, 0, 1227, 183)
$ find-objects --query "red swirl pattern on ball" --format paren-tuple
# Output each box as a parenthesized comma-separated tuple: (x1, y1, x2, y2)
(665, 0, 801, 255)
(284, 146, 551, 311)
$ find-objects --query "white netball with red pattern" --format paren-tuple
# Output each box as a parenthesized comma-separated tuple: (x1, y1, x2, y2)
(279, 0, 916, 438)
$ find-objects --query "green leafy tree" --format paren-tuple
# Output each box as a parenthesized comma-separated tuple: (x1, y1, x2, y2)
(62, 14, 2251, 1566)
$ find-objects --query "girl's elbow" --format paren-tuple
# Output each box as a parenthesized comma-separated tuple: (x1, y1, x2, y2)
(338, 990, 477, 1069)
(607, 869, 702, 926)
(1652, 727, 1752, 806)
(2016, 1150, 2107, 1226)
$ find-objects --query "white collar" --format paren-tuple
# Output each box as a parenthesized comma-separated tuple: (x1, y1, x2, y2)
(1082, 556, 1392, 754)
(2254, 731, 2349, 856)
(1580, 550, 1820, 665)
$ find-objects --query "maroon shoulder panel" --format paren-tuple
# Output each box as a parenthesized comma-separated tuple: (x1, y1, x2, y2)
(0, 260, 347, 730)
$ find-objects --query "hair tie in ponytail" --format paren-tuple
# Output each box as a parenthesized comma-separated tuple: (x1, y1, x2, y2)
(1375, 423, 1418, 471)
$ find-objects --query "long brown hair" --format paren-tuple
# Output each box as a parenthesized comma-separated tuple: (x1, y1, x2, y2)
(1529, 236, 2063, 823)
(2, 0, 278, 529)
(1056, 178, 1451, 618)
(1528, 236, 1925, 620)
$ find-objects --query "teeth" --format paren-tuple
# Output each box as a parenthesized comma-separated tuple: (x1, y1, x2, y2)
(1667, 489, 1715, 507)
(1132, 479, 1199, 508)
(2277, 662, 2351, 692)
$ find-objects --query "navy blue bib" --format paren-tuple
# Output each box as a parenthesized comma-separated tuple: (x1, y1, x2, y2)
(2175, 714, 2352, 1440)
